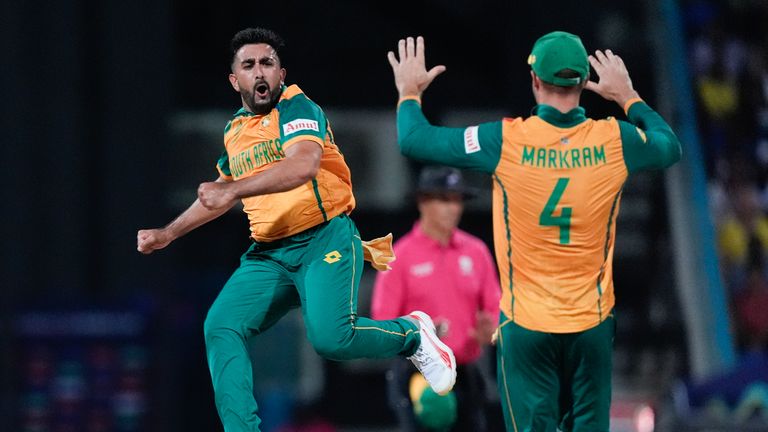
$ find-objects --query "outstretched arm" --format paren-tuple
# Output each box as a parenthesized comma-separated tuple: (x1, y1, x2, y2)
(137, 176, 236, 255)
(585, 49, 681, 171)
(388, 37, 502, 173)
(138, 140, 322, 255)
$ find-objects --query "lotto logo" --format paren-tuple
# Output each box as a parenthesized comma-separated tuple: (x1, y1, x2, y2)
(283, 119, 319, 135)
(324, 251, 342, 264)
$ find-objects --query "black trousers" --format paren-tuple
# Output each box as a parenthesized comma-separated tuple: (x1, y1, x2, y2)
(386, 357, 488, 432)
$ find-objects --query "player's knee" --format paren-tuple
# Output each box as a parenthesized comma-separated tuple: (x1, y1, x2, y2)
(308, 336, 345, 360)
(203, 310, 242, 346)
(307, 328, 354, 360)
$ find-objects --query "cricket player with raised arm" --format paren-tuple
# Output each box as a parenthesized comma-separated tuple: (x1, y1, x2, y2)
(386, 32, 681, 431)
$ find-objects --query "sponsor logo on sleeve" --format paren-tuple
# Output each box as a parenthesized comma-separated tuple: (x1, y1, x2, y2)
(283, 118, 319, 136)
(464, 126, 480, 154)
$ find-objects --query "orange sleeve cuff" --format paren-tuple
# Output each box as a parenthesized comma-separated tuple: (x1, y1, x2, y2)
(282, 135, 324, 150)
(623, 97, 644, 114)
(397, 95, 421, 109)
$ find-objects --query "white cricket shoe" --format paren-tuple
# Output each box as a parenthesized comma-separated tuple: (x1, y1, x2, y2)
(406, 311, 457, 395)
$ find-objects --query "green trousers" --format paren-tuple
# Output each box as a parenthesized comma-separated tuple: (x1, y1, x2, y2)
(496, 312, 615, 432)
(203, 214, 420, 431)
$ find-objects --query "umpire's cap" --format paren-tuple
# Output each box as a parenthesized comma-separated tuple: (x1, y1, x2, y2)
(416, 166, 476, 199)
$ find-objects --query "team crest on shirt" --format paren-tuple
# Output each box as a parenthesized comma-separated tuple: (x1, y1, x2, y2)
(458, 255, 474, 275)
(410, 262, 434, 277)
(560, 137, 570, 144)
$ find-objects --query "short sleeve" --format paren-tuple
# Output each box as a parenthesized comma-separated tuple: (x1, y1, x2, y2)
(216, 149, 232, 180)
(217, 120, 234, 180)
(278, 94, 327, 149)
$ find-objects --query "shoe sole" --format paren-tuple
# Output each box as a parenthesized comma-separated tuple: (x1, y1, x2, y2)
(409, 311, 457, 395)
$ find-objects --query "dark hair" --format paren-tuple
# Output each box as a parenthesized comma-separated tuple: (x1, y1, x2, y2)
(230, 27, 285, 68)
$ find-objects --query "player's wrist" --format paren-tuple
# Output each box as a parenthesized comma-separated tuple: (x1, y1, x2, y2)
(160, 226, 179, 242)
(220, 180, 240, 200)
(398, 94, 422, 108)
(616, 90, 640, 109)
(398, 84, 421, 98)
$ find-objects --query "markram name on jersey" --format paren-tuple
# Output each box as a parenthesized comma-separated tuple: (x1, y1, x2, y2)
(520, 144, 607, 169)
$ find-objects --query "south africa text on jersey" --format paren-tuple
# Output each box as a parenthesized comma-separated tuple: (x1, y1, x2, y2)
(521, 145, 606, 169)
(230, 139, 285, 177)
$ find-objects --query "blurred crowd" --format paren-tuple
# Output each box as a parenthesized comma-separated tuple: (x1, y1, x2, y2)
(683, 0, 768, 426)
(688, 0, 768, 354)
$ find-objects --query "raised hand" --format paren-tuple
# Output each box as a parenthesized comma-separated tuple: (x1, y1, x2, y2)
(387, 36, 446, 99)
(584, 49, 640, 107)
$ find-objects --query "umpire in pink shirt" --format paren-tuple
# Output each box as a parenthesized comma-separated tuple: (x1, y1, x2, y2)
(372, 166, 501, 431)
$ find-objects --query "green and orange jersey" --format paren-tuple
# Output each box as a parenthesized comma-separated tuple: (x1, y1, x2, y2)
(217, 84, 355, 242)
(397, 98, 681, 333)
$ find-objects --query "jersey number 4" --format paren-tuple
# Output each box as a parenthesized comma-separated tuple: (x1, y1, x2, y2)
(539, 178, 571, 244)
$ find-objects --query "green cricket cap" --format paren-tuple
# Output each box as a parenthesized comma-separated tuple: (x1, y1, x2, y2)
(527, 31, 589, 87)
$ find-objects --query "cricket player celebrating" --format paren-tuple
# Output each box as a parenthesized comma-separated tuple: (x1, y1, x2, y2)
(387, 32, 681, 431)
(137, 27, 456, 432)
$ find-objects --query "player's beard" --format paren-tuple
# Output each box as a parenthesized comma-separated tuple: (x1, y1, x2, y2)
(244, 81, 282, 114)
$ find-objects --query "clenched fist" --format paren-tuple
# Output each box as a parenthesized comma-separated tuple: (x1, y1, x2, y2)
(137, 229, 172, 254)
(198, 181, 237, 210)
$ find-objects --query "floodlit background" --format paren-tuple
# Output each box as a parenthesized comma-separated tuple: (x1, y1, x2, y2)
(2, 0, 767, 431)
